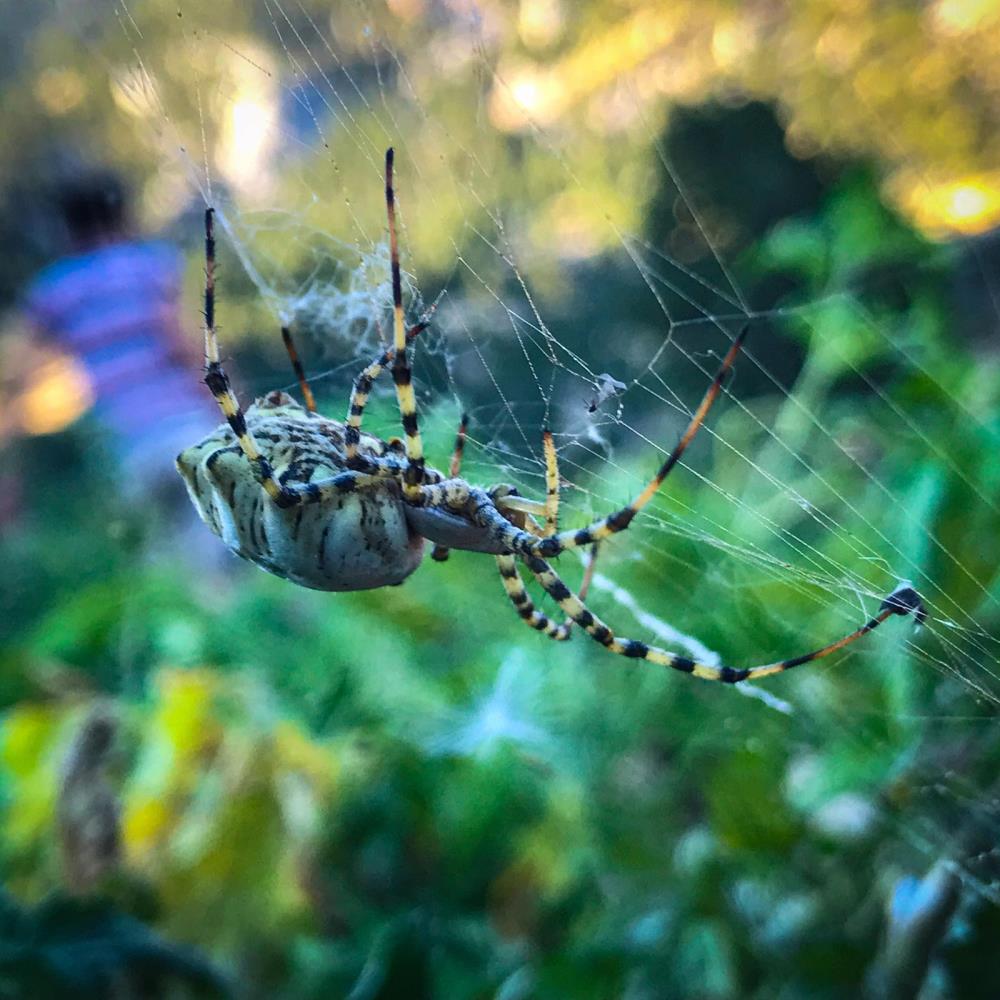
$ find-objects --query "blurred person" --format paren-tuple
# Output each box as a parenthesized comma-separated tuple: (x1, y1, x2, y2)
(18, 168, 214, 504)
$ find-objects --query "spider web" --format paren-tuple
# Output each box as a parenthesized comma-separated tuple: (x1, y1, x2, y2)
(94, 0, 1000, 918)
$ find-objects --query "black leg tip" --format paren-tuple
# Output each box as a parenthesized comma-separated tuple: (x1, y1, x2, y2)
(880, 585, 927, 625)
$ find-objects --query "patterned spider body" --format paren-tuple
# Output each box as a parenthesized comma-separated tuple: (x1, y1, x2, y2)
(176, 391, 511, 591)
(177, 148, 924, 685)
(176, 391, 426, 590)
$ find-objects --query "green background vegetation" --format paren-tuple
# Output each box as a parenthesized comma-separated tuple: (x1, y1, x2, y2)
(2, 1, 1000, 997)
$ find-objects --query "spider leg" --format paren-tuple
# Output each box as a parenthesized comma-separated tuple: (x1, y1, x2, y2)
(431, 413, 469, 562)
(536, 427, 599, 632)
(409, 427, 593, 643)
(261, 470, 386, 507)
(415, 441, 570, 629)
(496, 554, 572, 640)
(530, 327, 749, 559)
(385, 147, 425, 500)
(496, 544, 600, 643)
(496, 430, 598, 639)
(494, 495, 549, 519)
(201, 209, 299, 508)
(428, 472, 920, 668)
(280, 325, 317, 413)
(542, 428, 559, 535)
(416, 479, 572, 561)
(448, 413, 469, 477)
(419, 479, 559, 555)
(489, 430, 572, 637)
(538, 428, 602, 632)
(521, 554, 926, 683)
(486, 429, 560, 527)
(578, 541, 600, 599)
(344, 319, 429, 468)
(426, 330, 748, 560)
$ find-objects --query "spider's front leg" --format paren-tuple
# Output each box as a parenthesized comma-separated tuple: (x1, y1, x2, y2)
(534, 326, 750, 559)
(385, 148, 426, 500)
(343, 318, 429, 470)
(201, 208, 300, 508)
(200, 210, 393, 511)
(432, 328, 751, 562)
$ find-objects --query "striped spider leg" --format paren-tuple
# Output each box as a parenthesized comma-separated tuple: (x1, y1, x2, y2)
(278, 318, 428, 478)
(522, 554, 925, 683)
(385, 147, 426, 501)
(494, 427, 600, 641)
(201, 210, 389, 509)
(282, 147, 433, 480)
(439, 421, 600, 641)
(342, 316, 430, 472)
(415, 332, 751, 562)
(415, 329, 925, 682)
(415, 329, 752, 559)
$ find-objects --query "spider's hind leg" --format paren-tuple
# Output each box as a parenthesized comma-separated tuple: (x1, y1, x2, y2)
(496, 545, 600, 644)
(495, 428, 599, 640)
(521, 554, 925, 683)
(497, 554, 572, 640)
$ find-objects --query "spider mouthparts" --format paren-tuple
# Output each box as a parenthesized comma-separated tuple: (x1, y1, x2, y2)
(879, 585, 927, 625)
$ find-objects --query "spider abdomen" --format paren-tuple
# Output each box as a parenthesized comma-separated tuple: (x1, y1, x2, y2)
(261, 486, 424, 591)
(176, 394, 426, 590)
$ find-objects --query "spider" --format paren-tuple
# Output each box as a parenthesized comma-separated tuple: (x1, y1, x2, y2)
(176, 148, 926, 684)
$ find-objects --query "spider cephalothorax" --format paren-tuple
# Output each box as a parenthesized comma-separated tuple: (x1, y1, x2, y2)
(177, 148, 925, 683)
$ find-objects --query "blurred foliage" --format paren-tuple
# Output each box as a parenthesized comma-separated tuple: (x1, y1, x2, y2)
(0, 891, 229, 998)
(2, 353, 999, 998)
(2, 1, 1000, 998)
(1, 0, 1000, 302)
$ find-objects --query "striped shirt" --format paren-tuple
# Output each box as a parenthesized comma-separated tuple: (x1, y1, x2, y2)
(26, 239, 215, 481)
